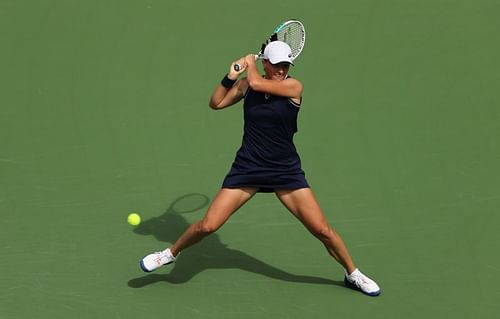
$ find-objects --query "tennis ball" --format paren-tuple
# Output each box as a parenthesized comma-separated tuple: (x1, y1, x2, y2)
(127, 213, 141, 226)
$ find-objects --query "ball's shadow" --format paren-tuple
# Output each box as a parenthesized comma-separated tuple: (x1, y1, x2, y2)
(128, 193, 342, 288)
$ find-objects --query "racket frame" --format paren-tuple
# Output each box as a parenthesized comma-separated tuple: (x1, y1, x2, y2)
(233, 19, 305, 72)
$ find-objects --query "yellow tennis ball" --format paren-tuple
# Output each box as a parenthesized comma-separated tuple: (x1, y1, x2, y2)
(127, 213, 141, 226)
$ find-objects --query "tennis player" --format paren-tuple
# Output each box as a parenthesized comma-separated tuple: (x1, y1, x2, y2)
(140, 41, 381, 296)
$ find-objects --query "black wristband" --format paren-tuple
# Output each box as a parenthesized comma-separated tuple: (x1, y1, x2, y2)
(220, 74, 236, 88)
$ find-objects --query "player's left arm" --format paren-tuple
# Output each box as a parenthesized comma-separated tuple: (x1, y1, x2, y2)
(245, 54, 303, 100)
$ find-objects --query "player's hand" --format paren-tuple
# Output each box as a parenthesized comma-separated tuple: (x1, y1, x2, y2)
(245, 54, 257, 66)
(229, 57, 247, 79)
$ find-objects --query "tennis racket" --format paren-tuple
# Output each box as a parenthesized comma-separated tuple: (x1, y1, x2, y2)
(234, 19, 306, 71)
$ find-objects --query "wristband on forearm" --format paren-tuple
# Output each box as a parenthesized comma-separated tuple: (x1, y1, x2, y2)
(220, 74, 236, 88)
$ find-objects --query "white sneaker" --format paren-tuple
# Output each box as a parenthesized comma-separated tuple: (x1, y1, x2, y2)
(344, 268, 381, 296)
(140, 248, 176, 272)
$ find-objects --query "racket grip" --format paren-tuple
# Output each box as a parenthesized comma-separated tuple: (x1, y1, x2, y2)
(233, 64, 241, 72)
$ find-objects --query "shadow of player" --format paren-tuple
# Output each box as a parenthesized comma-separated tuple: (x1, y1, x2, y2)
(128, 193, 342, 288)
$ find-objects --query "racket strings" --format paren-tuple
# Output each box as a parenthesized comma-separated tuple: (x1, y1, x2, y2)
(276, 22, 304, 59)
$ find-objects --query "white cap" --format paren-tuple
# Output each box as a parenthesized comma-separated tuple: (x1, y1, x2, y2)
(263, 41, 294, 65)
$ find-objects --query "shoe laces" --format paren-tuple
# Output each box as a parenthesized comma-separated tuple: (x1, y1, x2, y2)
(152, 252, 164, 265)
(349, 270, 371, 287)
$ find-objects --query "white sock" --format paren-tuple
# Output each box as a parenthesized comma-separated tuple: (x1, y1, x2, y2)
(347, 268, 360, 278)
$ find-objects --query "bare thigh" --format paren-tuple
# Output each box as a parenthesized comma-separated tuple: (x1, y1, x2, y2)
(275, 188, 329, 234)
(201, 187, 258, 232)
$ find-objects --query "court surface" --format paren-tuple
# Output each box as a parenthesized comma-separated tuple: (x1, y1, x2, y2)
(1, 1, 499, 318)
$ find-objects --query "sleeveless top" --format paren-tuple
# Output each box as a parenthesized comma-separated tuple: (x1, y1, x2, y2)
(222, 85, 309, 193)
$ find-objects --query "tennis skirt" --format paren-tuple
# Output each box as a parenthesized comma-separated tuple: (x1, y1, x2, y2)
(222, 168, 310, 193)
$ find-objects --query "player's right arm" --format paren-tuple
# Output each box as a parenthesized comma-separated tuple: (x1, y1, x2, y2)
(209, 78, 249, 110)
(209, 58, 248, 110)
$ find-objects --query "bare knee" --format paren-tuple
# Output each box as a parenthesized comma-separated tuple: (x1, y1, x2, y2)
(195, 219, 219, 235)
(311, 224, 335, 241)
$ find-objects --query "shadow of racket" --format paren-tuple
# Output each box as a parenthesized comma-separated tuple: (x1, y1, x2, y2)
(129, 193, 342, 288)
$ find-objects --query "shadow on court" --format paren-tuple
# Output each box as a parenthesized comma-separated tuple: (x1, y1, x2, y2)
(128, 193, 343, 288)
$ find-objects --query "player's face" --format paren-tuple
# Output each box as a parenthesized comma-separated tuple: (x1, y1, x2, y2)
(263, 60, 290, 80)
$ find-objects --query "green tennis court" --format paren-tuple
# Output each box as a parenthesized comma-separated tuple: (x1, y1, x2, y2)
(1, 0, 499, 318)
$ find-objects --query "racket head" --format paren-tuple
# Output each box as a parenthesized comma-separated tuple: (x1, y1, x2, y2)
(233, 20, 306, 72)
(273, 20, 306, 61)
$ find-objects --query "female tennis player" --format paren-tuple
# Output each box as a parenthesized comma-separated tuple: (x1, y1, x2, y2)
(140, 41, 381, 296)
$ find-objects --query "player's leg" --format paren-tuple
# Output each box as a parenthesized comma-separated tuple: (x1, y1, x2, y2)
(275, 188, 381, 296)
(275, 188, 356, 272)
(140, 187, 257, 272)
(170, 187, 257, 255)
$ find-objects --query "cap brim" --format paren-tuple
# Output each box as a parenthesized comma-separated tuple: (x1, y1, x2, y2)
(269, 59, 294, 66)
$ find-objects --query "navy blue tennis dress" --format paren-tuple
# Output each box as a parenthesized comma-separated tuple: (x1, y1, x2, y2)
(222, 84, 310, 193)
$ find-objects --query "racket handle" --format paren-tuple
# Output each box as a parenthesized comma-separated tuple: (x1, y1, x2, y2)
(233, 64, 241, 72)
